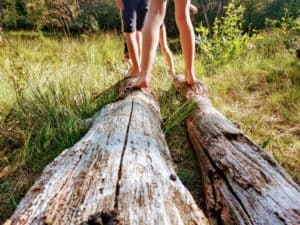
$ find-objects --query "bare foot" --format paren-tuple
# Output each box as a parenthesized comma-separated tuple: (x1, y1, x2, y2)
(125, 67, 140, 78)
(187, 80, 207, 96)
(125, 58, 132, 69)
(132, 76, 150, 89)
(186, 77, 197, 86)
(171, 70, 176, 78)
(185, 72, 197, 86)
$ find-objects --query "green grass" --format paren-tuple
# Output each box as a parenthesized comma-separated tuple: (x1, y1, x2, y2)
(0, 28, 299, 222)
(198, 29, 300, 183)
(0, 32, 123, 221)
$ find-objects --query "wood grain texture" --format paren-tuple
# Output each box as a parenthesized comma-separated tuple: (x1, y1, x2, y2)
(5, 78, 208, 225)
(173, 74, 300, 225)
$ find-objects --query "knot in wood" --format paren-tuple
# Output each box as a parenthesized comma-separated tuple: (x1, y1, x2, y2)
(170, 174, 177, 181)
(87, 211, 116, 225)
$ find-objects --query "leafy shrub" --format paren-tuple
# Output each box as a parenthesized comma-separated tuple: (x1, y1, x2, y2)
(2, 0, 120, 34)
(265, 8, 300, 33)
(196, 1, 250, 62)
(71, 1, 120, 33)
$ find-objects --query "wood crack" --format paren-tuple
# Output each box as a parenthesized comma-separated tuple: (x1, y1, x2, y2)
(191, 127, 254, 225)
(114, 99, 135, 210)
(5, 79, 209, 225)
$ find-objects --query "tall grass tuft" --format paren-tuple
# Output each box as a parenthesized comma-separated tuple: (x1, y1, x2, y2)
(1, 33, 121, 172)
(163, 100, 198, 134)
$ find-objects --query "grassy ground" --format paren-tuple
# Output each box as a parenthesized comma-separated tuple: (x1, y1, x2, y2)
(0, 29, 299, 222)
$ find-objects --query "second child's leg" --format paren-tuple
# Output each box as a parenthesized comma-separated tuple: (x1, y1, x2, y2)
(159, 24, 175, 75)
(124, 40, 132, 68)
(134, 0, 167, 88)
(174, 0, 197, 86)
(123, 1, 141, 78)
(125, 32, 140, 77)
(136, 31, 142, 62)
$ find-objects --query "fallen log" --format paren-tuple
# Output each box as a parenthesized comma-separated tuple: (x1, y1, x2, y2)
(5, 78, 208, 225)
(173, 74, 300, 225)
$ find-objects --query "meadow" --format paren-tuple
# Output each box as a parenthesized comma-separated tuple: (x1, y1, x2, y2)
(0, 27, 299, 222)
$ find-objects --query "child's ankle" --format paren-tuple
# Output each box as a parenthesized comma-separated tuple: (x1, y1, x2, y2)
(185, 72, 197, 85)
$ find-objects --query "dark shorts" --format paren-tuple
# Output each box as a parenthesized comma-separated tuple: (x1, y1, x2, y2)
(124, 21, 165, 56)
(122, 0, 149, 33)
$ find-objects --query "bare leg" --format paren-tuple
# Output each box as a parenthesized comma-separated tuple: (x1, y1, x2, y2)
(159, 25, 175, 75)
(175, 0, 197, 86)
(133, 0, 167, 88)
(125, 31, 140, 77)
(136, 31, 142, 62)
(125, 55, 132, 69)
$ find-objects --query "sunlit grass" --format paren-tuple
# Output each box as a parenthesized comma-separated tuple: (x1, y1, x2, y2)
(198, 29, 300, 184)
(0, 32, 124, 221)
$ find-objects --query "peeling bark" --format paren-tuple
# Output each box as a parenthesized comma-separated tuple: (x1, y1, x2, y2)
(5, 78, 208, 225)
(173, 74, 300, 225)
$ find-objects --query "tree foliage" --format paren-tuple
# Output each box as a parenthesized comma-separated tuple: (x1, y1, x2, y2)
(2, 0, 120, 34)
(195, 0, 299, 31)
(1, 0, 299, 34)
(0, 0, 3, 42)
(196, 1, 250, 61)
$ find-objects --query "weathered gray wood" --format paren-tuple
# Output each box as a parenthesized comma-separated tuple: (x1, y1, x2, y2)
(5, 78, 208, 225)
(173, 74, 300, 225)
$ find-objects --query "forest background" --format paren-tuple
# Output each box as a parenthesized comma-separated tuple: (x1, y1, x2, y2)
(0, 0, 299, 35)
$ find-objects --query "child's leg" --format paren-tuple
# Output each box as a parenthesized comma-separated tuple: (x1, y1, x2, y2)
(174, 0, 197, 85)
(122, 1, 141, 77)
(121, 9, 132, 68)
(136, 31, 142, 62)
(159, 24, 175, 75)
(124, 32, 140, 77)
(136, 0, 148, 63)
(124, 40, 132, 67)
(134, 0, 167, 88)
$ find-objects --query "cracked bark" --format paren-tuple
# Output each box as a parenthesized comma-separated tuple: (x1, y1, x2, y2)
(4, 78, 208, 225)
(172, 74, 300, 225)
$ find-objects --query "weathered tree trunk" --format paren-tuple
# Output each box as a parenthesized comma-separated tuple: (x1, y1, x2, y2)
(173, 75, 300, 225)
(216, 0, 223, 19)
(5, 78, 208, 225)
(198, 0, 211, 34)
